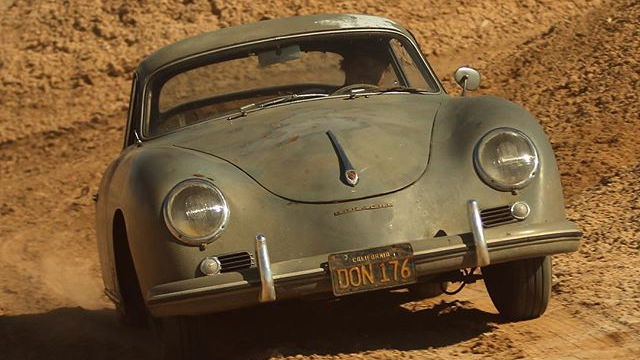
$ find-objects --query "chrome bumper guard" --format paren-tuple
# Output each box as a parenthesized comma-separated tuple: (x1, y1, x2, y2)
(255, 234, 276, 302)
(468, 200, 491, 267)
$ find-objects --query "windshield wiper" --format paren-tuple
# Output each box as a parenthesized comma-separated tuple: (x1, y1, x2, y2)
(377, 86, 428, 94)
(227, 93, 328, 120)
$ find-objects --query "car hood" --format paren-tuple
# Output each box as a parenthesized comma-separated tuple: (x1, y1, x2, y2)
(173, 94, 441, 203)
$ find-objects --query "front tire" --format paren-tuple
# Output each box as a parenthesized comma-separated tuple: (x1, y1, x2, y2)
(154, 316, 206, 360)
(482, 256, 552, 321)
(113, 213, 149, 328)
(115, 299, 147, 327)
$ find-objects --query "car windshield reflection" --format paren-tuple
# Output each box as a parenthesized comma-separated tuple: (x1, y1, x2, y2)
(146, 32, 437, 136)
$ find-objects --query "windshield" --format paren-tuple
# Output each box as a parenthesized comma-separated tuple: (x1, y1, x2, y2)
(146, 32, 438, 136)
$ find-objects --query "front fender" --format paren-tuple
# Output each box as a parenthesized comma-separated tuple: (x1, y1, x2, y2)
(426, 95, 566, 222)
(100, 145, 273, 301)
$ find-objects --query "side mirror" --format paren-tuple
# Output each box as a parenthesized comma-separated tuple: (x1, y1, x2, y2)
(454, 66, 481, 96)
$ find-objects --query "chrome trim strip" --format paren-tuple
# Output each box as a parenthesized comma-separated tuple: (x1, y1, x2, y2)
(148, 280, 250, 303)
(273, 268, 325, 281)
(255, 234, 276, 302)
(326, 130, 359, 186)
(412, 232, 581, 262)
(468, 200, 491, 266)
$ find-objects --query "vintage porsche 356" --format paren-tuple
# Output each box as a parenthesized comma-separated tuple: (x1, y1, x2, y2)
(95, 13, 581, 357)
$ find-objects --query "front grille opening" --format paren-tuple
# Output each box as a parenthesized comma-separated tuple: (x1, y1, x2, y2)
(218, 251, 255, 273)
(480, 205, 518, 228)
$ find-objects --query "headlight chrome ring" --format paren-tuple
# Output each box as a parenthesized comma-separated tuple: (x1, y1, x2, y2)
(474, 128, 539, 191)
(163, 178, 230, 245)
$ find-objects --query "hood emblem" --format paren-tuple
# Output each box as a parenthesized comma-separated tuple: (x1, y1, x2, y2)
(345, 169, 359, 186)
(326, 130, 359, 187)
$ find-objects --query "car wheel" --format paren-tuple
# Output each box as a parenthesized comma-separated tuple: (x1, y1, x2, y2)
(113, 213, 149, 328)
(154, 316, 206, 360)
(482, 256, 551, 321)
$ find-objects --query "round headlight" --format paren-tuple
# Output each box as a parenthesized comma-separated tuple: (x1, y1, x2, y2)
(474, 128, 539, 191)
(163, 178, 229, 245)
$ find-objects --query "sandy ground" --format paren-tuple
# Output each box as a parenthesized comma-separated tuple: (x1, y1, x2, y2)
(0, 0, 639, 359)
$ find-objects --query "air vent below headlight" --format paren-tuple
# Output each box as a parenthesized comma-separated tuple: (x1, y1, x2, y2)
(218, 252, 255, 272)
(480, 205, 518, 228)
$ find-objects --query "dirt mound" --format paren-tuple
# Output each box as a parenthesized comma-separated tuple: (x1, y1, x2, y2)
(479, 0, 640, 198)
(557, 162, 640, 329)
(1, 0, 639, 359)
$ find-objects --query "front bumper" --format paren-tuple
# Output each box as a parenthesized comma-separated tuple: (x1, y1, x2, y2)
(146, 213, 581, 317)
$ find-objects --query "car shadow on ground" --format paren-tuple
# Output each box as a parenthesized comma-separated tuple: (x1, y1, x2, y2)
(0, 293, 501, 360)
(212, 292, 502, 360)
(0, 307, 158, 360)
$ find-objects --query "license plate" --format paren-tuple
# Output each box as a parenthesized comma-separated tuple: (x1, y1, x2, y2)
(328, 243, 416, 296)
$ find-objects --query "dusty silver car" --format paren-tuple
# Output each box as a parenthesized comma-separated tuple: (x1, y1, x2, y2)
(95, 13, 581, 358)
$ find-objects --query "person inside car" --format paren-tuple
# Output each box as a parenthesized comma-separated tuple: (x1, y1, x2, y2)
(339, 47, 391, 87)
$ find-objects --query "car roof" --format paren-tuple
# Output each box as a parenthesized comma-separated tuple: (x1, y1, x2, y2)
(136, 14, 411, 79)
